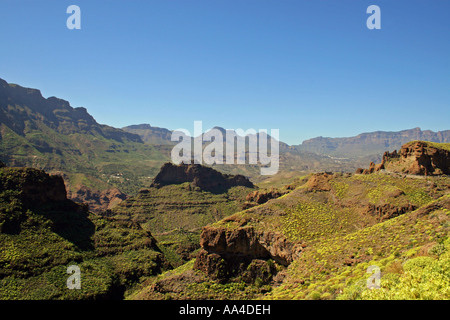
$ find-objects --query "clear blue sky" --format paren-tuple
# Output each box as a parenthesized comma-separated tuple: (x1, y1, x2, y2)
(0, 0, 449, 145)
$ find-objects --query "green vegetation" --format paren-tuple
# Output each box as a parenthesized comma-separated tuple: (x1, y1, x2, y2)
(3, 161, 449, 300)
(111, 183, 254, 267)
(266, 194, 450, 300)
(406, 140, 450, 152)
(128, 259, 270, 300)
(337, 238, 450, 300)
(170, 172, 450, 300)
(0, 166, 166, 300)
(0, 123, 170, 195)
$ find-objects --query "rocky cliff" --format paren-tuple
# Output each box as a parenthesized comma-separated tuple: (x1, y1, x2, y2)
(356, 141, 450, 176)
(150, 162, 254, 192)
(0, 163, 168, 299)
(193, 214, 303, 283)
(0, 165, 87, 235)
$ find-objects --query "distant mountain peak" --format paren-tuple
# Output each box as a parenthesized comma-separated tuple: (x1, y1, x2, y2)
(297, 127, 450, 158)
(124, 123, 153, 130)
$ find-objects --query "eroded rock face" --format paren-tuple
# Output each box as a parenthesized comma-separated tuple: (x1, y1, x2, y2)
(398, 141, 450, 175)
(356, 141, 450, 176)
(151, 162, 254, 192)
(67, 186, 127, 213)
(194, 225, 302, 282)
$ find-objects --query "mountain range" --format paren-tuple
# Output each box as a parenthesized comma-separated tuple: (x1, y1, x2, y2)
(0, 78, 169, 196)
(2, 77, 450, 201)
(124, 122, 450, 159)
(0, 77, 449, 301)
(293, 127, 450, 158)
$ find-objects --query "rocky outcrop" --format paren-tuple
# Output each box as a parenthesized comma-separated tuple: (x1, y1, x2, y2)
(396, 141, 450, 175)
(0, 166, 88, 234)
(305, 172, 333, 191)
(356, 141, 450, 176)
(363, 203, 417, 222)
(0, 167, 68, 208)
(194, 225, 302, 283)
(151, 162, 254, 192)
(244, 189, 288, 208)
(67, 186, 127, 213)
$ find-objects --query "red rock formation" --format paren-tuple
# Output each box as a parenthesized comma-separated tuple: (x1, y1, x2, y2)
(356, 141, 450, 176)
(398, 141, 450, 175)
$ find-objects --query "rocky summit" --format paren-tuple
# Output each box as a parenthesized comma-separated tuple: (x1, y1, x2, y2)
(150, 162, 255, 193)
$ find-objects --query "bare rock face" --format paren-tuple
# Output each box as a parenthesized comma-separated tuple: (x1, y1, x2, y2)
(194, 225, 302, 282)
(68, 186, 127, 213)
(397, 141, 450, 175)
(151, 162, 254, 192)
(356, 141, 450, 176)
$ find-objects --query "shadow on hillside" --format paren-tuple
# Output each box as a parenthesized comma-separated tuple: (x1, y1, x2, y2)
(40, 200, 95, 251)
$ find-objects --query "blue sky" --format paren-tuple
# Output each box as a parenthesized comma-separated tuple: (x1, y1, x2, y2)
(0, 0, 449, 145)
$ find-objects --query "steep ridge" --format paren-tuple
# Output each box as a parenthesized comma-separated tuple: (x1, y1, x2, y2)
(0, 78, 142, 142)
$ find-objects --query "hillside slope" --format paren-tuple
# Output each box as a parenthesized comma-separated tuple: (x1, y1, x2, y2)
(131, 167, 450, 300)
(111, 163, 256, 267)
(0, 164, 168, 299)
(0, 78, 169, 195)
